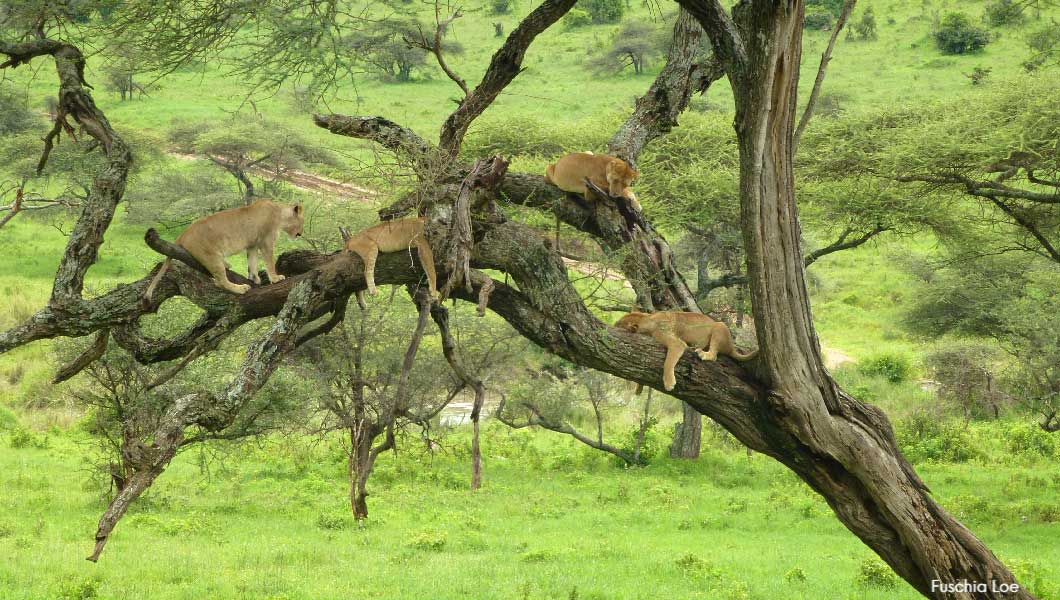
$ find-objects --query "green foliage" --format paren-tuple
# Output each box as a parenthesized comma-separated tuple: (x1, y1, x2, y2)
(8, 426, 48, 449)
(848, 6, 878, 41)
(563, 8, 592, 29)
(807, 0, 845, 16)
(315, 512, 351, 530)
(580, 0, 624, 24)
(855, 558, 900, 589)
(805, 7, 835, 31)
(933, 13, 991, 54)
(895, 413, 980, 463)
(924, 343, 1006, 419)
(618, 415, 661, 466)
(406, 529, 447, 551)
(1023, 21, 1060, 71)
(985, 0, 1026, 27)
(0, 84, 38, 135)
(674, 553, 721, 579)
(859, 353, 910, 383)
(784, 567, 807, 583)
(490, 0, 515, 15)
(1004, 422, 1058, 459)
(55, 575, 101, 600)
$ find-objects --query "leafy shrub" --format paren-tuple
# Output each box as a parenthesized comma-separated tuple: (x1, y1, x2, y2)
(55, 576, 101, 600)
(859, 353, 910, 383)
(804, 7, 834, 30)
(1005, 422, 1057, 459)
(1022, 22, 1060, 71)
(0, 85, 38, 135)
(580, 0, 624, 24)
(855, 558, 899, 589)
(563, 8, 592, 29)
(520, 548, 557, 562)
(924, 343, 1007, 419)
(848, 6, 878, 41)
(8, 427, 48, 449)
(490, 0, 514, 15)
(895, 413, 980, 463)
(618, 415, 661, 466)
(784, 567, 807, 583)
(934, 13, 991, 54)
(984, 0, 1025, 27)
(315, 512, 351, 530)
(674, 553, 721, 579)
(406, 529, 447, 551)
(807, 0, 844, 16)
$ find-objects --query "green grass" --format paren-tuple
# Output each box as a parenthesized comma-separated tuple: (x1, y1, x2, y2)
(0, 423, 1057, 599)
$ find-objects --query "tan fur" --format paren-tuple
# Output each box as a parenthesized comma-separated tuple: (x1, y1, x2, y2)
(615, 311, 757, 391)
(144, 199, 304, 299)
(544, 152, 641, 211)
(345, 217, 438, 299)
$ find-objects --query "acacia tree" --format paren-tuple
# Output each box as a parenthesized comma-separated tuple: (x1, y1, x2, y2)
(0, 1, 1035, 597)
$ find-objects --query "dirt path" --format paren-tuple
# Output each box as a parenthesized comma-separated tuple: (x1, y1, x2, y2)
(170, 152, 376, 201)
(822, 344, 856, 370)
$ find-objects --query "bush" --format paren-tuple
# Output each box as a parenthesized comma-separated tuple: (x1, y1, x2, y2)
(924, 343, 1007, 419)
(406, 529, 447, 551)
(1005, 422, 1057, 459)
(895, 413, 980, 463)
(580, 0, 624, 24)
(859, 353, 910, 383)
(490, 0, 514, 15)
(855, 558, 900, 589)
(807, 0, 844, 16)
(563, 7, 592, 29)
(934, 13, 992, 54)
(805, 7, 834, 30)
(848, 6, 878, 41)
(0, 85, 38, 135)
(984, 0, 1025, 27)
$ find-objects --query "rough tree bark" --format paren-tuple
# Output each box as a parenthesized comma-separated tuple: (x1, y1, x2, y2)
(674, 0, 1031, 596)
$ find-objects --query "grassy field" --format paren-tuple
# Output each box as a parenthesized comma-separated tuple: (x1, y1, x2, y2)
(2, 0, 1060, 597)
(1, 422, 1059, 600)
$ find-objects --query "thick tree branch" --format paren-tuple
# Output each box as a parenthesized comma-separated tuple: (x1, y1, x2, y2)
(673, 0, 747, 70)
(438, 0, 578, 153)
(53, 329, 110, 384)
(2, 38, 132, 306)
(898, 172, 1060, 204)
(607, 10, 726, 163)
(793, 0, 857, 151)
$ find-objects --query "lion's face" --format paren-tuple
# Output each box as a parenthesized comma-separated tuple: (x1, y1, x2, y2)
(283, 204, 305, 238)
(605, 160, 639, 197)
(615, 312, 647, 333)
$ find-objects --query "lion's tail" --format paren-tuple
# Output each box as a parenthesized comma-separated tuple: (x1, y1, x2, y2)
(731, 348, 758, 362)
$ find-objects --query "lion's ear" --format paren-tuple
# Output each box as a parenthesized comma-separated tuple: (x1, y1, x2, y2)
(293, 204, 303, 215)
(628, 323, 639, 332)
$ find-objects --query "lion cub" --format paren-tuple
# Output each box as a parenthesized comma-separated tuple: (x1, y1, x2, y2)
(615, 311, 757, 391)
(345, 217, 438, 298)
(544, 152, 641, 211)
(145, 199, 304, 299)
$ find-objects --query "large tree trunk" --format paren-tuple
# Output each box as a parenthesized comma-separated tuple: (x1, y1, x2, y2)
(669, 401, 702, 458)
(680, 1, 1032, 597)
